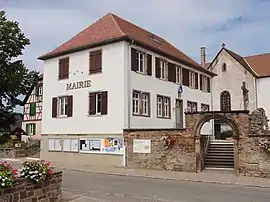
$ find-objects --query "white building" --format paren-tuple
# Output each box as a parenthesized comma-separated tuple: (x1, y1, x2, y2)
(207, 44, 270, 133)
(38, 13, 214, 167)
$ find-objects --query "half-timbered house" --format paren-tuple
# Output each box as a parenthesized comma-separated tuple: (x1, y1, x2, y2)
(22, 74, 43, 140)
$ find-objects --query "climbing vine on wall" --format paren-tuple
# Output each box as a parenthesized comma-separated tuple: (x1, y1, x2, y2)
(258, 138, 270, 152)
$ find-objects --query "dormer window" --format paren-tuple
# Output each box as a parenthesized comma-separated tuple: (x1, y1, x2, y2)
(148, 34, 162, 45)
(222, 63, 227, 72)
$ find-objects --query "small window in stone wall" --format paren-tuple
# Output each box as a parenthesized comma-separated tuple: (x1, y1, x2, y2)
(222, 63, 227, 72)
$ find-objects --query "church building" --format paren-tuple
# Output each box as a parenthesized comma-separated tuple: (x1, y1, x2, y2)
(205, 44, 270, 132)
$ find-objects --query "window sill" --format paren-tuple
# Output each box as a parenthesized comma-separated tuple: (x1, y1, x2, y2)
(88, 114, 104, 117)
(158, 78, 168, 82)
(135, 71, 147, 76)
(132, 113, 150, 118)
(89, 71, 102, 75)
(58, 78, 69, 81)
(57, 115, 68, 119)
(79, 150, 123, 155)
(157, 116, 171, 119)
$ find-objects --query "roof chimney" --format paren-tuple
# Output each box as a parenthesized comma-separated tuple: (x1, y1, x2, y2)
(200, 46, 206, 68)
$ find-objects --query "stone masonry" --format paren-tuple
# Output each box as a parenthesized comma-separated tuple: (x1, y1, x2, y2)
(239, 108, 270, 177)
(124, 109, 270, 178)
(124, 129, 197, 172)
(0, 171, 62, 202)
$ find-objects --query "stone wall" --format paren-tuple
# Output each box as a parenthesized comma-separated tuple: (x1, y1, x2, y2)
(0, 171, 62, 202)
(0, 147, 27, 158)
(0, 141, 40, 159)
(238, 108, 270, 177)
(123, 108, 270, 178)
(124, 129, 197, 172)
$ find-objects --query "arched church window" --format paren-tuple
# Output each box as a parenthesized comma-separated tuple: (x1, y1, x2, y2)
(220, 91, 231, 111)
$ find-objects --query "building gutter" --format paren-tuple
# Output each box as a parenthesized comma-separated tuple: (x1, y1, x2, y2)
(255, 78, 258, 109)
(210, 78, 215, 138)
(127, 41, 133, 129)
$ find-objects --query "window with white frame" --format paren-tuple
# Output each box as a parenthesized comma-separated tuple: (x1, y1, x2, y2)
(132, 91, 140, 115)
(201, 104, 209, 112)
(132, 90, 150, 116)
(59, 96, 68, 116)
(157, 95, 171, 118)
(189, 71, 196, 88)
(141, 93, 149, 115)
(176, 66, 181, 84)
(187, 101, 197, 112)
(96, 93, 102, 114)
(201, 75, 208, 91)
(157, 96, 163, 117)
(160, 60, 167, 80)
(136, 51, 145, 73)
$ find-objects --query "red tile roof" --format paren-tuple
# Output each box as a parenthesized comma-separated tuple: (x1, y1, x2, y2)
(38, 13, 214, 76)
(245, 53, 270, 78)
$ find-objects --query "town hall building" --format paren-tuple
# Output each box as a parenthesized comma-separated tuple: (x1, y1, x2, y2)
(38, 13, 214, 167)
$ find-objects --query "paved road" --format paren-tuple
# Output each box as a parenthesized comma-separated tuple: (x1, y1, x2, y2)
(62, 169, 270, 202)
(4, 161, 270, 201)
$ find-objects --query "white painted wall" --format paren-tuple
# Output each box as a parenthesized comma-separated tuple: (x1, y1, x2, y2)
(257, 77, 270, 128)
(42, 42, 126, 134)
(210, 50, 257, 112)
(124, 42, 212, 133)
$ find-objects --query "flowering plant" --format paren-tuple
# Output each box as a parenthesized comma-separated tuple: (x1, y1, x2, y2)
(0, 161, 17, 188)
(18, 160, 54, 183)
(160, 135, 173, 149)
(258, 138, 270, 152)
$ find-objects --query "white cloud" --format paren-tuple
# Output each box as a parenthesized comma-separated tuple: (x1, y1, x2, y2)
(1, 0, 270, 71)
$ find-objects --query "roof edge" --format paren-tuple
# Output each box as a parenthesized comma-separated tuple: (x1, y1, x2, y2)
(128, 38, 215, 76)
(38, 35, 215, 76)
(242, 58, 259, 78)
(38, 36, 128, 60)
(225, 48, 258, 78)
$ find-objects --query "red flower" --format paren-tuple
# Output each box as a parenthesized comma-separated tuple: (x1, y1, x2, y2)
(12, 169, 17, 175)
(48, 168, 53, 175)
(46, 162, 51, 166)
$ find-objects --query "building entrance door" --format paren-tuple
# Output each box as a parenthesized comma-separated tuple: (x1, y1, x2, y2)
(175, 99, 183, 129)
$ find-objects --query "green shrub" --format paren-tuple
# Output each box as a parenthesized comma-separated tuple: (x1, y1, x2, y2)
(220, 130, 233, 140)
(0, 135, 9, 145)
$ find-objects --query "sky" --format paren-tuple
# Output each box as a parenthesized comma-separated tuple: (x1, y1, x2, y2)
(1, 0, 270, 112)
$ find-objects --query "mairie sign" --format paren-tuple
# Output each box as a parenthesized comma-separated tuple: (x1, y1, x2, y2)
(66, 79, 91, 90)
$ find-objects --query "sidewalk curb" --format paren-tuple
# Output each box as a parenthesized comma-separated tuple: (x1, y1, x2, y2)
(58, 167, 270, 189)
(3, 159, 270, 189)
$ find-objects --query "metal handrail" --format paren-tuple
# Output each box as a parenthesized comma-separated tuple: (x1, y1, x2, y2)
(204, 134, 212, 155)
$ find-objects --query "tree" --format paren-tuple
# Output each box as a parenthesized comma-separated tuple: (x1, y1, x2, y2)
(0, 10, 39, 130)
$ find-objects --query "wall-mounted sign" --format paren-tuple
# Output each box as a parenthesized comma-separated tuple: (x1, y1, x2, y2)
(66, 80, 91, 90)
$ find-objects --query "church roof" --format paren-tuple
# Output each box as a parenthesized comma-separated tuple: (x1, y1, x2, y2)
(245, 53, 270, 78)
(208, 47, 270, 78)
(38, 13, 214, 76)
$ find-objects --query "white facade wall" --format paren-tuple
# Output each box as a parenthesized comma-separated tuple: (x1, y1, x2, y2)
(257, 78, 270, 128)
(210, 50, 257, 112)
(42, 41, 213, 135)
(123, 42, 212, 134)
(42, 42, 126, 135)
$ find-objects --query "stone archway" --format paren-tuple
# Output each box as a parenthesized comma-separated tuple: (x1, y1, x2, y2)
(185, 110, 250, 174)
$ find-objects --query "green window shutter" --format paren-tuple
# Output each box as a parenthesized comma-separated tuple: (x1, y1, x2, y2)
(33, 124, 36, 135)
(30, 103, 36, 116)
(26, 124, 29, 135)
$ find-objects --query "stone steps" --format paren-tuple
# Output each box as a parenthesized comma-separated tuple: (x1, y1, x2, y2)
(205, 141, 234, 169)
